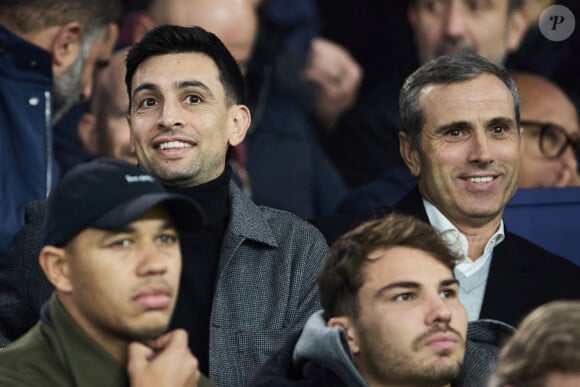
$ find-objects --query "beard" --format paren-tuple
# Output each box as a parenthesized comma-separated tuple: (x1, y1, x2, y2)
(52, 38, 90, 125)
(355, 322, 464, 387)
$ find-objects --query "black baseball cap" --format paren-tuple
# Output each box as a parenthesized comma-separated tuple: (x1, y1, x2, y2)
(43, 158, 205, 247)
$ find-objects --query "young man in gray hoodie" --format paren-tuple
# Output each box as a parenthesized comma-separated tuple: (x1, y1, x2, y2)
(251, 213, 513, 387)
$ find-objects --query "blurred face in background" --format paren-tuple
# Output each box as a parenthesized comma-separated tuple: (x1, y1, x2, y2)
(515, 73, 580, 188)
(54, 23, 119, 124)
(140, 0, 258, 73)
(79, 48, 136, 164)
(408, 0, 526, 66)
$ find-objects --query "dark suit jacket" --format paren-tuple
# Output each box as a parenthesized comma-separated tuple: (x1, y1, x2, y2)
(311, 187, 580, 327)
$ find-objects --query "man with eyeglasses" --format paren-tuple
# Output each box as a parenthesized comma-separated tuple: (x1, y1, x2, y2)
(514, 72, 580, 188)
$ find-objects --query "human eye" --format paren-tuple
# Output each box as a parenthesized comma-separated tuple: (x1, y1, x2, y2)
(490, 123, 511, 138)
(543, 126, 564, 146)
(394, 292, 416, 302)
(156, 232, 178, 245)
(423, 0, 446, 14)
(492, 125, 506, 134)
(135, 97, 157, 110)
(444, 127, 463, 137)
(440, 287, 457, 299)
(107, 238, 133, 249)
(142, 98, 157, 107)
(465, 0, 489, 11)
(184, 94, 201, 104)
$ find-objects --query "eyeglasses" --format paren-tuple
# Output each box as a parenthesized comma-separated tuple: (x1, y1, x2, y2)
(521, 120, 580, 160)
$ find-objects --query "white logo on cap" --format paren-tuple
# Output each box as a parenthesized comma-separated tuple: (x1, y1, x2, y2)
(125, 174, 156, 183)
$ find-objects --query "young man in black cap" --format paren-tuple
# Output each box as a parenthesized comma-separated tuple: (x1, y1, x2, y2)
(0, 158, 214, 387)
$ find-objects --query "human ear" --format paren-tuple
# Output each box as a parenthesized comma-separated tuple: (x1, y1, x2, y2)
(50, 22, 82, 77)
(399, 131, 421, 177)
(506, 9, 528, 53)
(228, 105, 251, 146)
(39, 246, 73, 293)
(327, 316, 360, 355)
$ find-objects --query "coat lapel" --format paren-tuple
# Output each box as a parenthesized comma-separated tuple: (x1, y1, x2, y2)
(478, 233, 535, 326)
(393, 186, 429, 223)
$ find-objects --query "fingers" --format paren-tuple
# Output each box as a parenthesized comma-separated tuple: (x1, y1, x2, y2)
(127, 341, 155, 373)
(304, 37, 363, 96)
(303, 38, 363, 128)
(148, 330, 173, 352)
(128, 330, 200, 387)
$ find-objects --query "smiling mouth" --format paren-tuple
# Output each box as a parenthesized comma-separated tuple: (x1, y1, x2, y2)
(157, 140, 193, 150)
(465, 176, 495, 184)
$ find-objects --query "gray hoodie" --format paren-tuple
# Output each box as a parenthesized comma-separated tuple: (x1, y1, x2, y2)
(292, 310, 515, 387)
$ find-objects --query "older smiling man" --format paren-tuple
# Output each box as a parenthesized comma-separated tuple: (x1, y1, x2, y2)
(313, 53, 580, 328)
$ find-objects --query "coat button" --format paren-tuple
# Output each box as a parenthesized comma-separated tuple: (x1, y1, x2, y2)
(28, 97, 39, 106)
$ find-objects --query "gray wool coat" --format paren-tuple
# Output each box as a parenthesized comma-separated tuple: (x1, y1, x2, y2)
(208, 182, 328, 386)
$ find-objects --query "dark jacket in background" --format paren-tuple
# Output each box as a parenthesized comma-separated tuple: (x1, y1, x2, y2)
(244, 0, 348, 218)
(0, 26, 60, 257)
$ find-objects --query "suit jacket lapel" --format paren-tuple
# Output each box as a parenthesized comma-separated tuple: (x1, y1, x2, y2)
(479, 233, 535, 326)
(395, 187, 535, 326)
(393, 186, 429, 223)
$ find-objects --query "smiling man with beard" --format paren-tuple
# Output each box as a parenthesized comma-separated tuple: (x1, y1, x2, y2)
(123, 25, 328, 387)
(0, 26, 328, 387)
(0, 0, 121, 258)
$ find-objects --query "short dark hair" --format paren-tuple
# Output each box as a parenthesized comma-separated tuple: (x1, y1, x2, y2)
(318, 213, 460, 320)
(488, 300, 580, 387)
(125, 24, 244, 108)
(0, 0, 121, 34)
(399, 53, 520, 146)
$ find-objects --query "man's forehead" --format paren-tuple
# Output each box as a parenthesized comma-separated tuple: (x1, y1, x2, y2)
(363, 246, 453, 280)
(132, 52, 220, 84)
(419, 75, 515, 121)
(419, 73, 511, 96)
